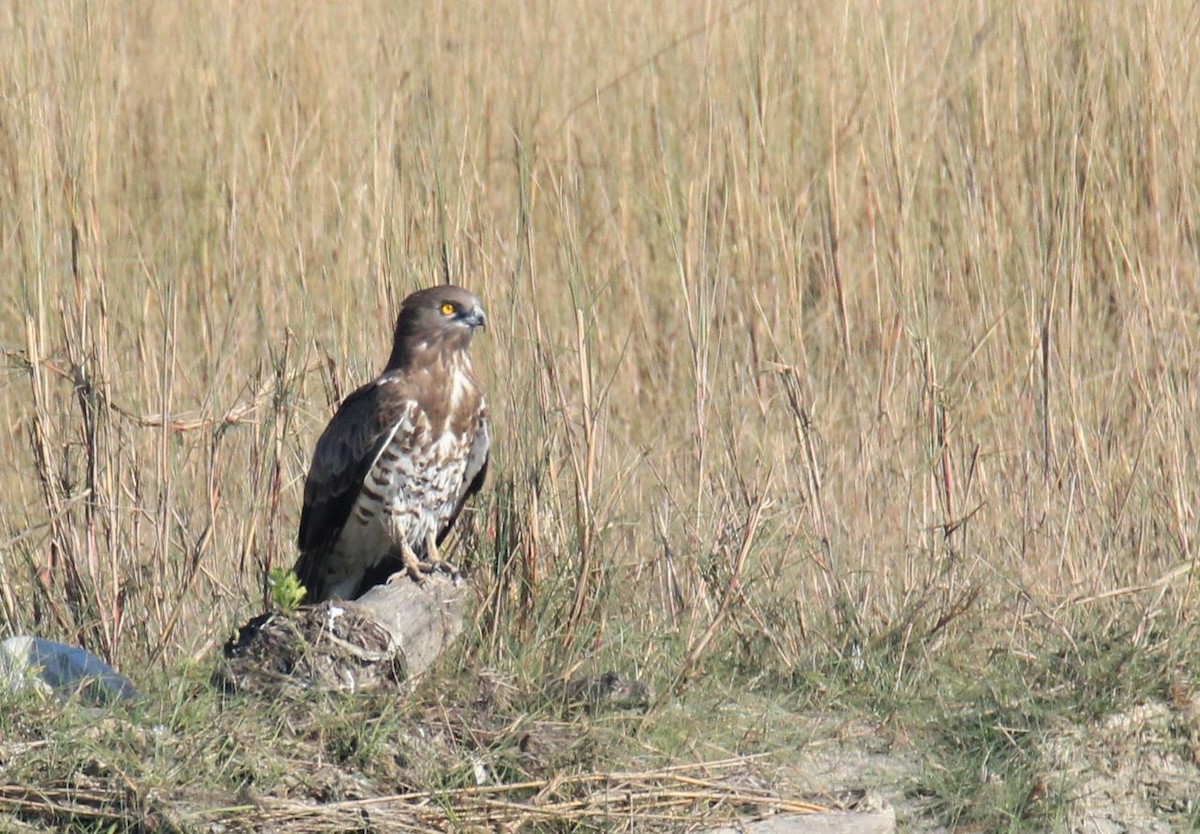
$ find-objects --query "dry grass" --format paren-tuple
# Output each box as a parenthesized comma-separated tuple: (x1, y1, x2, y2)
(2, 1, 1200, 830)
(0, 756, 832, 833)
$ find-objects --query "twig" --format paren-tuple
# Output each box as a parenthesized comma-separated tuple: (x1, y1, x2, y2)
(672, 475, 773, 694)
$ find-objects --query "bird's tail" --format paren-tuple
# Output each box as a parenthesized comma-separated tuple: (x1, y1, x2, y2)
(291, 550, 328, 604)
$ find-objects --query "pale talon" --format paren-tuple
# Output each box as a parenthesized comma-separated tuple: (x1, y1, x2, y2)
(400, 541, 434, 584)
(416, 532, 460, 581)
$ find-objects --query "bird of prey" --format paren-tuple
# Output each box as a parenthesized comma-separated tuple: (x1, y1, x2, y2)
(293, 285, 489, 602)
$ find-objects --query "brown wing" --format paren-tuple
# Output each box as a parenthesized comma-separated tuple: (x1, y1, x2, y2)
(436, 404, 490, 545)
(293, 379, 401, 592)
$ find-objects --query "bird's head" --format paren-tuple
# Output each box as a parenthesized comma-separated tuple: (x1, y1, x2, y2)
(387, 285, 487, 370)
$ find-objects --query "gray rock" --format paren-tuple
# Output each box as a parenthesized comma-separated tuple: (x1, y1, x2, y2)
(0, 636, 137, 705)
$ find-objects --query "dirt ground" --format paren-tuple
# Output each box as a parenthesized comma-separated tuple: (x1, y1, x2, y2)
(1038, 698, 1200, 833)
(769, 699, 1200, 834)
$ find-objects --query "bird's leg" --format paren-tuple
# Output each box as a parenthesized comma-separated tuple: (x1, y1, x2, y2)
(424, 531, 461, 581)
(396, 539, 434, 584)
(390, 536, 460, 585)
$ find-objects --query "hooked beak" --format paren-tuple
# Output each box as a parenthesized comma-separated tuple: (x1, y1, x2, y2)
(462, 307, 487, 330)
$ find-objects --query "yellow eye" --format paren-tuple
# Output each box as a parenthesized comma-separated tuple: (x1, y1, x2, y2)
(440, 302, 456, 316)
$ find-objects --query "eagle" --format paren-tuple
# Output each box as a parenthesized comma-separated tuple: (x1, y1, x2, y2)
(293, 285, 489, 602)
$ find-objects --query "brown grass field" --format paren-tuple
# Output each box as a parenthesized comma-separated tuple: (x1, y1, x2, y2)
(2, 2, 1199, 831)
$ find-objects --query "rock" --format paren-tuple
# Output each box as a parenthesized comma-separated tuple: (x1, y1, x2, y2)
(0, 636, 137, 705)
(218, 572, 466, 694)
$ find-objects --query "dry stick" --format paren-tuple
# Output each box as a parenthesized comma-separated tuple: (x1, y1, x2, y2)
(1041, 304, 1053, 481)
(180, 760, 826, 828)
(225, 761, 826, 825)
(651, 503, 683, 628)
(0, 492, 94, 554)
(523, 481, 541, 627)
(920, 343, 950, 535)
(464, 790, 825, 819)
(105, 396, 253, 431)
(23, 316, 76, 636)
(205, 757, 776, 818)
(0, 492, 96, 628)
(152, 284, 178, 658)
(434, 791, 817, 825)
(0, 785, 129, 823)
(63, 235, 102, 643)
(99, 307, 124, 659)
(671, 474, 773, 694)
(777, 366, 833, 573)
(554, 0, 758, 133)
(535, 342, 572, 592)
(145, 389, 269, 663)
(564, 308, 598, 644)
(731, 578, 796, 671)
(1065, 561, 1195, 608)
(526, 309, 556, 616)
(144, 373, 295, 668)
(825, 178, 852, 362)
(54, 277, 102, 652)
(264, 337, 294, 598)
(919, 342, 969, 636)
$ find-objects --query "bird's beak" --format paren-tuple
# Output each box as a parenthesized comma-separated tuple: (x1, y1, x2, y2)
(463, 307, 487, 330)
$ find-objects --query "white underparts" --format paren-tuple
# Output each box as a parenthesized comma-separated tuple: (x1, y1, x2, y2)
(331, 398, 473, 590)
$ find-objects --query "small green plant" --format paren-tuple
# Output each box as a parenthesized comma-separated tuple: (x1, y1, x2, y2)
(267, 567, 307, 613)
